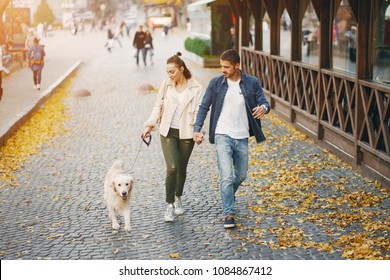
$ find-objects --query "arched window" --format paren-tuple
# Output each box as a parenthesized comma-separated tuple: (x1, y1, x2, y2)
(332, 0, 357, 74)
(262, 11, 270, 53)
(373, 1, 390, 85)
(301, 1, 320, 65)
(280, 9, 291, 58)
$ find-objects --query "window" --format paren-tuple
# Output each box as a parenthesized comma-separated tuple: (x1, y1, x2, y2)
(262, 11, 270, 53)
(332, 0, 357, 74)
(302, 1, 319, 65)
(373, 0, 390, 85)
(280, 9, 291, 58)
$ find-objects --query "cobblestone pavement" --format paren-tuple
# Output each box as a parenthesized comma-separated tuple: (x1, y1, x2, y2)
(1, 28, 389, 260)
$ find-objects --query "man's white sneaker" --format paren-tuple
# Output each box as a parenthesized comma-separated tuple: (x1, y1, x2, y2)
(33, 85, 37, 89)
(164, 204, 174, 222)
(174, 199, 184, 215)
(37, 84, 41, 90)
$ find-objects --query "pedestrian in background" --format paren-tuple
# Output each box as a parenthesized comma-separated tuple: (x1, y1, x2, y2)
(37, 22, 44, 38)
(27, 37, 45, 90)
(193, 49, 270, 229)
(119, 21, 126, 37)
(133, 25, 146, 66)
(43, 22, 48, 37)
(346, 26, 357, 63)
(230, 27, 235, 49)
(105, 26, 114, 52)
(90, 18, 97, 32)
(113, 24, 123, 48)
(163, 24, 169, 37)
(0, 45, 4, 101)
(71, 19, 78, 35)
(25, 28, 35, 61)
(143, 28, 154, 65)
(1, 42, 11, 74)
(141, 52, 204, 222)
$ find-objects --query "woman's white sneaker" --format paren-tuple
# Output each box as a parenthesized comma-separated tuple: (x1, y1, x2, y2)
(174, 199, 184, 215)
(164, 204, 175, 222)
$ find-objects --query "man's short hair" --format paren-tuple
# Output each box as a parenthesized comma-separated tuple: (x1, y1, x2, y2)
(220, 49, 240, 64)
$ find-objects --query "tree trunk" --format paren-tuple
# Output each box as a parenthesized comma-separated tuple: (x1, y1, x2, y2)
(0, 0, 12, 43)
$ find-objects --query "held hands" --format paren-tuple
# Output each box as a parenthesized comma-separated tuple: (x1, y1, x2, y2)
(193, 132, 205, 145)
(252, 105, 267, 119)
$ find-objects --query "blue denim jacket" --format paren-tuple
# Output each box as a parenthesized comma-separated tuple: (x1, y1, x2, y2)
(194, 71, 270, 144)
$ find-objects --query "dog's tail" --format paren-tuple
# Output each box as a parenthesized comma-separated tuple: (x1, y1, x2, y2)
(111, 159, 124, 170)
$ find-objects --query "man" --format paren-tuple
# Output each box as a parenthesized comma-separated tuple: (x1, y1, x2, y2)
(133, 25, 146, 66)
(193, 49, 270, 229)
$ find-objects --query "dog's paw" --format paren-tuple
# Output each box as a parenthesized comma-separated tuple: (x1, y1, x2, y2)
(112, 222, 120, 230)
(125, 226, 132, 232)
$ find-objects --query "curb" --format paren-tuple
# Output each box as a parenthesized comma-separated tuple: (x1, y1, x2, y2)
(0, 60, 83, 147)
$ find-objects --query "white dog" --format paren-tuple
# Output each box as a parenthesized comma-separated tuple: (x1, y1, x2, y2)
(104, 160, 135, 232)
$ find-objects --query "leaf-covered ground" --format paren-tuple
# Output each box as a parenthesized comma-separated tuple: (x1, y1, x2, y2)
(232, 114, 390, 260)
(0, 77, 73, 187)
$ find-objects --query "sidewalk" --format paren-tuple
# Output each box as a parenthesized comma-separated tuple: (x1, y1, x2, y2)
(0, 29, 105, 147)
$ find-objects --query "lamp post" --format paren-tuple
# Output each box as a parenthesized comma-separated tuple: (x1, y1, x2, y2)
(100, 4, 106, 19)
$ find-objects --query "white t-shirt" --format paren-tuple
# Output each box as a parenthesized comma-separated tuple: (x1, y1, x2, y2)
(170, 88, 186, 129)
(215, 79, 249, 139)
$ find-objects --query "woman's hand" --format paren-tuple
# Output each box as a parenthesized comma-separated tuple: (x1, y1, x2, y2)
(141, 127, 152, 139)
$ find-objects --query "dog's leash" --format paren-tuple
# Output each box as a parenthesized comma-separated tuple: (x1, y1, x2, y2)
(127, 135, 152, 172)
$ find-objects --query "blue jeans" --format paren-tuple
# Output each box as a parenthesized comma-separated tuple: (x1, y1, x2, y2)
(136, 48, 146, 65)
(215, 134, 248, 216)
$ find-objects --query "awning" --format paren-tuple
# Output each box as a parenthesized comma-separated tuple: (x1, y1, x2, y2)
(187, 0, 216, 11)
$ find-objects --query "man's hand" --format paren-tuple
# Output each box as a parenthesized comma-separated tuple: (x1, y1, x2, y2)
(193, 132, 204, 145)
(252, 105, 267, 119)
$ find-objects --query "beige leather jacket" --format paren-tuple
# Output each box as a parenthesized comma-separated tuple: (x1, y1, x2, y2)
(144, 78, 203, 139)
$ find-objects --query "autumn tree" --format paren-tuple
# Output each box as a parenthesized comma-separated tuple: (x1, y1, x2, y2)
(87, 0, 119, 19)
(0, 0, 11, 43)
(34, 0, 55, 25)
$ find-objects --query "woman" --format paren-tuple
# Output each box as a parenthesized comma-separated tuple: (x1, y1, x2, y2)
(143, 28, 154, 65)
(141, 52, 203, 222)
(27, 37, 45, 90)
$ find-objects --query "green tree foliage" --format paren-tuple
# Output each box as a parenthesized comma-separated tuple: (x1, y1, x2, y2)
(34, 0, 55, 25)
(87, 0, 119, 19)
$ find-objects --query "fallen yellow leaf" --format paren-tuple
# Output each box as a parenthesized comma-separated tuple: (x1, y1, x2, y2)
(169, 253, 180, 259)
